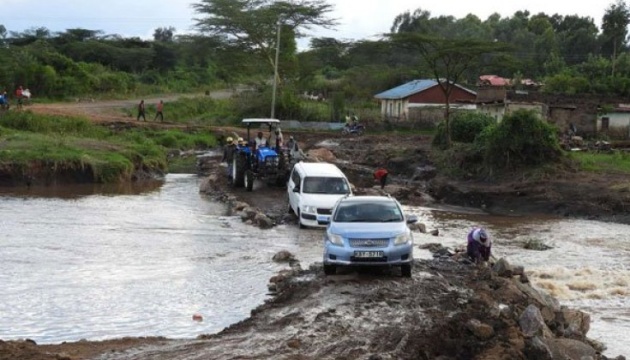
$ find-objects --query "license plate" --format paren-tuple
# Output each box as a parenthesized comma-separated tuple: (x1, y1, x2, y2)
(317, 215, 330, 222)
(354, 251, 384, 258)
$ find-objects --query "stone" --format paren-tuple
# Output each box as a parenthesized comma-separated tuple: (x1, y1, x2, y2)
(519, 273, 530, 284)
(544, 338, 597, 360)
(198, 178, 212, 193)
(272, 250, 296, 263)
(519, 304, 553, 338)
(286, 339, 301, 349)
(254, 213, 275, 229)
(409, 222, 427, 233)
(555, 308, 591, 338)
(513, 279, 560, 320)
(525, 337, 553, 360)
(429, 229, 439, 236)
(492, 258, 514, 277)
(512, 265, 525, 276)
(466, 319, 495, 340)
(232, 201, 249, 212)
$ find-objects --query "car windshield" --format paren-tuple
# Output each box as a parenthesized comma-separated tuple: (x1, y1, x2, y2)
(333, 202, 404, 223)
(302, 177, 349, 195)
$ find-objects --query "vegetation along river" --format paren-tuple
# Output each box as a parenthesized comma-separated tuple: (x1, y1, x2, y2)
(0, 174, 628, 357)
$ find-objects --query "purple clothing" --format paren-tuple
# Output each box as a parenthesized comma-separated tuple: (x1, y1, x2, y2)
(467, 229, 491, 262)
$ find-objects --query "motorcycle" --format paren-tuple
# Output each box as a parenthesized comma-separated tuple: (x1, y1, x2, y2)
(341, 123, 365, 136)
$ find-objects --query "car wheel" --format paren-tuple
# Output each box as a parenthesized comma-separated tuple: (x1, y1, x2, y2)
(401, 264, 412, 278)
(287, 202, 294, 214)
(323, 264, 336, 275)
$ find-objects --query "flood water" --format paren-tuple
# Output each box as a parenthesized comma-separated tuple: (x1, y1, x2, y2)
(0, 175, 628, 357)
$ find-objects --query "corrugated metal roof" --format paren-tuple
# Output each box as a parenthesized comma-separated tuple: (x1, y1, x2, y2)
(374, 79, 438, 100)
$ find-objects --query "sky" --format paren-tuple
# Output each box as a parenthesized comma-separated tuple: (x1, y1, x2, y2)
(0, 0, 611, 44)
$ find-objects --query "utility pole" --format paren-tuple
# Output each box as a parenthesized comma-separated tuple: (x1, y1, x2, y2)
(271, 21, 281, 119)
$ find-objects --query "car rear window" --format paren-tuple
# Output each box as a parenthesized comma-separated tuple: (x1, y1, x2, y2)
(303, 177, 349, 195)
(333, 202, 403, 223)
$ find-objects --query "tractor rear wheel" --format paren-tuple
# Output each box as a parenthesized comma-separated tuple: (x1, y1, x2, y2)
(245, 170, 255, 192)
(232, 154, 246, 188)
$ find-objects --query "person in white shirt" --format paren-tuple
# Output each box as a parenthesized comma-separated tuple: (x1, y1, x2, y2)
(254, 131, 267, 150)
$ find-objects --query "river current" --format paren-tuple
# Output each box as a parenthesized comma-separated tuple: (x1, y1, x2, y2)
(0, 174, 628, 357)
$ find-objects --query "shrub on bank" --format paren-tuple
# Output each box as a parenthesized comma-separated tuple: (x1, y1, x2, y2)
(431, 110, 563, 177)
(0, 111, 216, 183)
(481, 109, 562, 169)
(432, 111, 495, 149)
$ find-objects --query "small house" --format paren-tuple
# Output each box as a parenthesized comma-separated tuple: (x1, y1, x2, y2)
(597, 105, 630, 139)
(374, 79, 477, 121)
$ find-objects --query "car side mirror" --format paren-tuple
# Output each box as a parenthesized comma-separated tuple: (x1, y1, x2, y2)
(406, 215, 418, 225)
(293, 187, 300, 193)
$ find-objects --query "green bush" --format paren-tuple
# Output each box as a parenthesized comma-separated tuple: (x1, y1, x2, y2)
(432, 111, 495, 148)
(481, 109, 562, 169)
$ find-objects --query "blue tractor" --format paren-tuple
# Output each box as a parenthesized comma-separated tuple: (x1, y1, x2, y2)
(231, 118, 291, 191)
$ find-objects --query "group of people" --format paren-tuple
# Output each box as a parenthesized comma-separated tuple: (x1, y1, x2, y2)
(250, 127, 306, 160)
(0, 85, 30, 110)
(220, 126, 308, 179)
(137, 100, 164, 122)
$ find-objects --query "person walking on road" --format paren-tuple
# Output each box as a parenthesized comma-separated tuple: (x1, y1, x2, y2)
(15, 86, 24, 110)
(154, 100, 164, 122)
(137, 100, 146, 121)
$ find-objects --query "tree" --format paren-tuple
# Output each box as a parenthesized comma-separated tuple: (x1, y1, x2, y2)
(390, 32, 511, 147)
(602, 0, 630, 76)
(193, 0, 336, 76)
(553, 15, 600, 66)
(153, 27, 176, 42)
(0, 25, 7, 46)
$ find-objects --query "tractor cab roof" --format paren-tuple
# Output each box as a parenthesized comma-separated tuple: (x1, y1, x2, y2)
(242, 118, 281, 125)
(242, 118, 281, 140)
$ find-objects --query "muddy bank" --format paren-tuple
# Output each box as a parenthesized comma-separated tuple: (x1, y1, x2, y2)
(426, 173, 630, 225)
(306, 133, 630, 225)
(198, 131, 630, 229)
(6, 257, 625, 359)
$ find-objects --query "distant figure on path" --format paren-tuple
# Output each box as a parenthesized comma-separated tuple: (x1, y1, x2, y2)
(15, 85, 24, 110)
(137, 100, 146, 121)
(373, 168, 389, 190)
(154, 100, 164, 122)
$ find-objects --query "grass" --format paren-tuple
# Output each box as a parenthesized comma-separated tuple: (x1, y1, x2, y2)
(122, 96, 236, 126)
(0, 111, 216, 183)
(570, 151, 630, 174)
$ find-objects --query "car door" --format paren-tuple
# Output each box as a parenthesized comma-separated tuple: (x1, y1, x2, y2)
(288, 168, 301, 213)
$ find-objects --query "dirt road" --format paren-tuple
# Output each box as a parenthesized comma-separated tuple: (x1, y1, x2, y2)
(27, 91, 235, 124)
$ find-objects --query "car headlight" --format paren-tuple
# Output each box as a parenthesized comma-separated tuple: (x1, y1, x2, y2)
(302, 205, 317, 214)
(394, 232, 412, 245)
(327, 233, 344, 246)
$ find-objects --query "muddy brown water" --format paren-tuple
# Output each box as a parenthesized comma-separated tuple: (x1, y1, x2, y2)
(0, 174, 628, 356)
